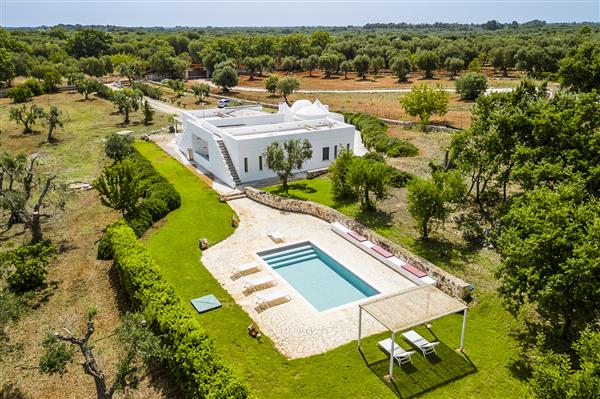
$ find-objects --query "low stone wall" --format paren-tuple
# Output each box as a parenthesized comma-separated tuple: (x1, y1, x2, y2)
(245, 187, 472, 301)
(379, 117, 461, 133)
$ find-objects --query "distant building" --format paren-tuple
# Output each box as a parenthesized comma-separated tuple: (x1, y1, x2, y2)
(178, 99, 366, 187)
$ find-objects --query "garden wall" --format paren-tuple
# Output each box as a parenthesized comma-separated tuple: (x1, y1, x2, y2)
(244, 187, 472, 301)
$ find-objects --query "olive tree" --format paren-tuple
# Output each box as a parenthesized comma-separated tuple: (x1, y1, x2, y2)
(346, 157, 390, 211)
(455, 72, 488, 100)
(111, 88, 142, 125)
(9, 104, 45, 134)
(264, 74, 279, 95)
(416, 50, 439, 79)
(353, 54, 371, 79)
(211, 63, 238, 92)
(390, 56, 411, 82)
(399, 84, 449, 127)
(191, 83, 210, 103)
(264, 139, 312, 192)
(276, 76, 301, 105)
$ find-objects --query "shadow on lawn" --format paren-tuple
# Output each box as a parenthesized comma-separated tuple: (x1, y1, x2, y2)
(365, 342, 476, 398)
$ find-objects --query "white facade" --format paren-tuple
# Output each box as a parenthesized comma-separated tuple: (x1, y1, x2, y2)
(178, 100, 365, 187)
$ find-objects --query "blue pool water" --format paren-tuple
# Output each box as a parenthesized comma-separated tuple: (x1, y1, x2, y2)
(258, 242, 379, 311)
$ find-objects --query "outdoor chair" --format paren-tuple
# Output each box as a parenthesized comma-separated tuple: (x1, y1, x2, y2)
(255, 290, 291, 310)
(241, 275, 276, 292)
(267, 230, 285, 243)
(402, 330, 440, 356)
(231, 261, 261, 278)
(377, 338, 415, 365)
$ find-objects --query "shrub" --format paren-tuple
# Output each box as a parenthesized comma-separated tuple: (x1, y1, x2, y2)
(455, 72, 488, 100)
(106, 223, 249, 398)
(0, 243, 55, 292)
(96, 233, 114, 260)
(387, 167, 414, 188)
(363, 151, 385, 163)
(5, 85, 34, 103)
(131, 81, 163, 100)
(387, 138, 419, 157)
(124, 206, 153, 237)
(22, 78, 45, 96)
(139, 197, 169, 222)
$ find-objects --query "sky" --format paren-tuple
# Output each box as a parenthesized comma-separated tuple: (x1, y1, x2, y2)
(1, 1, 599, 27)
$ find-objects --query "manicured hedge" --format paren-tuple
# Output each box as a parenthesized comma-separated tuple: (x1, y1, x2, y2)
(343, 112, 419, 158)
(106, 222, 249, 399)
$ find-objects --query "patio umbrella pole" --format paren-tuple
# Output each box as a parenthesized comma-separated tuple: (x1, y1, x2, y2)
(460, 308, 468, 351)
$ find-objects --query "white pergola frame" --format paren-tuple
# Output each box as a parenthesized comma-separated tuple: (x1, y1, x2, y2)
(357, 285, 468, 377)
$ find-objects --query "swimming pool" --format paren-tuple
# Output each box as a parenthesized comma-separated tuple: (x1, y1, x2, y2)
(257, 242, 379, 311)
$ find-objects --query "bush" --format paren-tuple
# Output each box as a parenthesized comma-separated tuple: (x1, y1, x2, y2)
(0, 243, 55, 292)
(387, 138, 419, 157)
(124, 206, 153, 237)
(387, 167, 414, 188)
(138, 197, 169, 222)
(5, 85, 34, 103)
(131, 81, 163, 100)
(106, 223, 249, 398)
(363, 151, 385, 163)
(96, 233, 114, 260)
(455, 72, 488, 100)
(22, 78, 45, 96)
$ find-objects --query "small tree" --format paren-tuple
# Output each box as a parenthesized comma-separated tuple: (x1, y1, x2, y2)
(353, 54, 371, 79)
(243, 56, 260, 79)
(445, 57, 464, 79)
(111, 88, 142, 125)
(416, 50, 439, 79)
(303, 54, 319, 77)
(390, 56, 411, 82)
(399, 84, 449, 127)
(104, 133, 134, 162)
(347, 157, 390, 211)
(161, 79, 186, 98)
(9, 104, 45, 134)
(370, 56, 385, 77)
(318, 53, 339, 78)
(0, 48, 15, 87)
(5, 85, 34, 103)
(211, 64, 238, 92)
(190, 83, 210, 103)
(42, 70, 62, 93)
(39, 308, 164, 399)
(329, 147, 356, 198)
(276, 76, 301, 106)
(43, 105, 65, 143)
(141, 100, 154, 125)
(340, 60, 353, 79)
(93, 159, 143, 217)
(281, 57, 295, 74)
(264, 139, 312, 192)
(455, 72, 488, 100)
(75, 78, 102, 100)
(264, 74, 279, 96)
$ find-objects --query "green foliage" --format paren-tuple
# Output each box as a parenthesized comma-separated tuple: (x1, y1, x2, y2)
(318, 53, 339, 78)
(42, 70, 62, 93)
(66, 29, 113, 58)
(104, 133, 134, 162)
(455, 72, 488, 100)
(264, 74, 279, 95)
(347, 157, 390, 211)
(467, 58, 482, 72)
(0, 243, 55, 292)
(5, 85, 34, 103)
(264, 139, 312, 192)
(78, 56, 106, 77)
(0, 48, 15, 86)
(370, 56, 385, 75)
(339, 60, 353, 79)
(111, 88, 142, 124)
(276, 76, 301, 104)
(329, 147, 355, 198)
(416, 50, 439, 78)
(387, 167, 414, 188)
(104, 222, 249, 398)
(387, 137, 419, 157)
(390, 55, 411, 82)
(130, 81, 162, 100)
(353, 54, 370, 79)
(399, 84, 449, 127)
(93, 159, 144, 217)
(0, 289, 27, 343)
(190, 83, 210, 103)
(530, 328, 600, 399)
(9, 104, 45, 133)
(43, 105, 64, 142)
(161, 78, 186, 97)
(211, 63, 238, 91)
(496, 184, 600, 339)
(21, 78, 44, 96)
(445, 57, 464, 78)
(281, 56, 295, 73)
(141, 100, 154, 125)
(38, 334, 75, 375)
(74, 77, 102, 100)
(558, 41, 600, 92)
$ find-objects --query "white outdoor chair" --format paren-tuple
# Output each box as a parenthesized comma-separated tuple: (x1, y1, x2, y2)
(255, 290, 291, 310)
(267, 230, 285, 243)
(402, 330, 440, 356)
(378, 338, 415, 365)
(241, 275, 276, 292)
(231, 262, 261, 278)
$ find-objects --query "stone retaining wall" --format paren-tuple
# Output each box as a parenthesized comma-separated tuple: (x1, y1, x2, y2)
(379, 117, 461, 133)
(245, 187, 472, 301)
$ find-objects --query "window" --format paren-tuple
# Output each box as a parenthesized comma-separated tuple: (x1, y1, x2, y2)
(259, 155, 263, 171)
(334, 145, 338, 159)
(322, 147, 330, 161)
(244, 157, 248, 173)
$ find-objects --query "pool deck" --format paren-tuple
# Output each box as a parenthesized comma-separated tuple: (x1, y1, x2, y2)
(202, 197, 416, 358)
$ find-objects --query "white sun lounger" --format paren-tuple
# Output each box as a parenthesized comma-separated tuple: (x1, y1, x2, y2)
(241, 275, 276, 292)
(402, 330, 440, 356)
(378, 338, 415, 365)
(267, 230, 285, 243)
(231, 262, 261, 278)
(255, 290, 291, 310)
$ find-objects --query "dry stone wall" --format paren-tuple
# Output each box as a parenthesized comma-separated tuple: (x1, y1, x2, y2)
(245, 187, 472, 301)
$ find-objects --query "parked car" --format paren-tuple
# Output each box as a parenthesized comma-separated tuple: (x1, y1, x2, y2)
(217, 99, 230, 108)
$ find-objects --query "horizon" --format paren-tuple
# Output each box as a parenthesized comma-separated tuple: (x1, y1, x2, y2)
(1, 1, 599, 28)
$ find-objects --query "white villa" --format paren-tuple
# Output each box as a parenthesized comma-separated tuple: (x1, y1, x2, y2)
(178, 99, 366, 187)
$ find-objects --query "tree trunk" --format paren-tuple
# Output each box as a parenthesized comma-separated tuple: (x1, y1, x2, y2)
(30, 211, 43, 244)
(283, 94, 289, 106)
(282, 175, 289, 193)
(47, 126, 54, 143)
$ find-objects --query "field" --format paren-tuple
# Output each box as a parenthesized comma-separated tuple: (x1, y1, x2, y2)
(0, 92, 176, 398)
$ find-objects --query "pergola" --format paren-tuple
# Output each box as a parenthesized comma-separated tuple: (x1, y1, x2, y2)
(357, 285, 468, 377)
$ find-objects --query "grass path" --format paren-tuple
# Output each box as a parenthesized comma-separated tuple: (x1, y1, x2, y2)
(136, 141, 525, 398)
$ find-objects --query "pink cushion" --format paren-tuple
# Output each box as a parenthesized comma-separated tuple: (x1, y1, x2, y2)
(347, 231, 367, 242)
(402, 263, 427, 278)
(372, 245, 393, 258)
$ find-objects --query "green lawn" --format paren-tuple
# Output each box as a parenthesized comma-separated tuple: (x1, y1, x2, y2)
(136, 141, 500, 399)
(264, 177, 530, 398)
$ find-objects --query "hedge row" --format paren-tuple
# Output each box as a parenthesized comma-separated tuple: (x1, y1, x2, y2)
(343, 112, 419, 157)
(97, 148, 181, 259)
(131, 82, 163, 100)
(106, 222, 249, 399)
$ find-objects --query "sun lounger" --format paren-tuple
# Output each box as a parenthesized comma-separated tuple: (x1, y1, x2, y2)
(378, 338, 415, 365)
(241, 275, 276, 292)
(231, 262, 261, 278)
(402, 263, 427, 278)
(255, 290, 291, 310)
(347, 230, 367, 242)
(372, 245, 394, 258)
(267, 230, 285, 243)
(402, 330, 440, 356)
